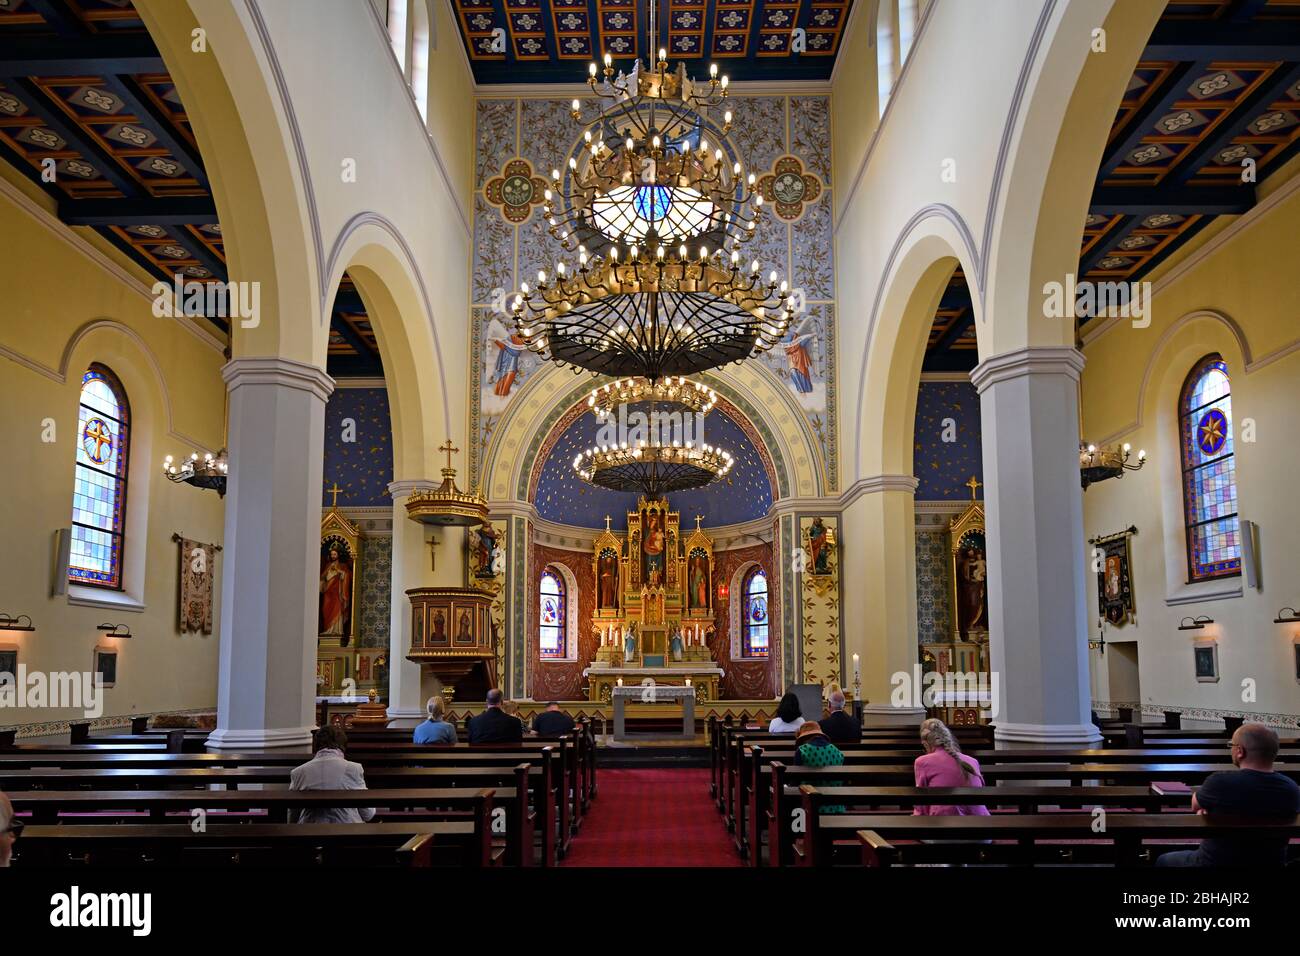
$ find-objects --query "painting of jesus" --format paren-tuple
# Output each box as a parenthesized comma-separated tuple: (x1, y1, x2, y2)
(318, 539, 353, 646)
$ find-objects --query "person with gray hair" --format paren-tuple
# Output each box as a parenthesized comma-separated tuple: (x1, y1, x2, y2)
(1157, 723, 1300, 867)
(0, 791, 18, 867)
(818, 687, 860, 743)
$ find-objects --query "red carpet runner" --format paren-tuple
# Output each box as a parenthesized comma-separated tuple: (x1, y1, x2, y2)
(562, 768, 742, 867)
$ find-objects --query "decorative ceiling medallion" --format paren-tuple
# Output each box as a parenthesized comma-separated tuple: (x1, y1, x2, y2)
(71, 87, 122, 114)
(756, 155, 822, 222)
(484, 158, 549, 224)
(1187, 71, 1244, 100)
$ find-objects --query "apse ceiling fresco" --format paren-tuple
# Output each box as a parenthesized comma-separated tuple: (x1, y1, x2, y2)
(452, 0, 855, 84)
(924, 0, 1300, 373)
(533, 403, 774, 528)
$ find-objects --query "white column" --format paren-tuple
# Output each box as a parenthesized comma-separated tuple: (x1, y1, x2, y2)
(839, 476, 926, 727)
(971, 347, 1100, 744)
(385, 480, 468, 725)
(208, 358, 333, 751)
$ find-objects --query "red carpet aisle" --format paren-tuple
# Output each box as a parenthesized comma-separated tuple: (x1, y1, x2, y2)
(562, 768, 742, 866)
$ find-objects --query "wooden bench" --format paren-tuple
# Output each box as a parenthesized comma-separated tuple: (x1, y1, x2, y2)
(12, 821, 490, 867)
(796, 808, 1300, 867)
(7, 786, 534, 866)
(0, 761, 560, 866)
(762, 781, 1190, 867)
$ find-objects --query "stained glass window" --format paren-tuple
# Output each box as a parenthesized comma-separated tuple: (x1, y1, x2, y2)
(539, 567, 565, 659)
(70, 364, 130, 589)
(1179, 355, 1240, 582)
(742, 567, 769, 658)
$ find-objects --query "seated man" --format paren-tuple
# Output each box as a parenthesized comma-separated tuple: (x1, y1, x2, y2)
(533, 701, 576, 737)
(290, 725, 375, 824)
(467, 688, 524, 744)
(1157, 724, 1300, 867)
(818, 689, 860, 743)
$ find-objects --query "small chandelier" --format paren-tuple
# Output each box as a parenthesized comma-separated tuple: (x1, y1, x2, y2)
(162, 449, 228, 497)
(587, 376, 716, 418)
(573, 440, 734, 498)
(1079, 441, 1145, 490)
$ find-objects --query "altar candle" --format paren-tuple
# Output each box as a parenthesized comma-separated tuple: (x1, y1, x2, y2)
(616, 677, 623, 687)
(853, 653, 860, 680)
(685, 677, 692, 687)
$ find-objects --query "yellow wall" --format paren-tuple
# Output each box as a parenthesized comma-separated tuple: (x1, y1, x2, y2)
(0, 192, 227, 732)
(1080, 178, 1300, 726)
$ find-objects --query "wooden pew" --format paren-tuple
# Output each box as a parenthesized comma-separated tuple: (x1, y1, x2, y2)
(13, 821, 489, 868)
(764, 781, 1190, 867)
(8, 786, 533, 867)
(791, 803, 1300, 867)
(0, 761, 559, 866)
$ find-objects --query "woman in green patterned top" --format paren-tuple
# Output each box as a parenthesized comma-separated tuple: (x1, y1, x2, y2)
(794, 721, 846, 813)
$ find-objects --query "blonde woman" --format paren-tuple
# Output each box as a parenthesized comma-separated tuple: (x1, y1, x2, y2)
(414, 695, 457, 745)
(913, 718, 989, 816)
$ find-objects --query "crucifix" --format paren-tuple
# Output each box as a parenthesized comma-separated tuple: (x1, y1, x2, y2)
(694, 513, 704, 531)
(439, 439, 460, 472)
(965, 475, 982, 502)
(604, 514, 612, 532)
(325, 481, 343, 509)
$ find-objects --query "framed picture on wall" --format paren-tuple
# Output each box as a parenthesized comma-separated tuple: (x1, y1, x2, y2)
(0, 646, 17, 679)
(1193, 642, 1219, 683)
(1294, 641, 1300, 684)
(93, 646, 118, 688)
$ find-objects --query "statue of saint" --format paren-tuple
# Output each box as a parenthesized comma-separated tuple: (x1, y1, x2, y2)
(669, 626, 684, 662)
(643, 512, 665, 586)
(598, 551, 618, 608)
(318, 541, 352, 646)
(624, 623, 637, 662)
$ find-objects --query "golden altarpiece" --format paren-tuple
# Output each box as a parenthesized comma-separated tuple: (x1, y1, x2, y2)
(584, 497, 724, 703)
(921, 477, 992, 726)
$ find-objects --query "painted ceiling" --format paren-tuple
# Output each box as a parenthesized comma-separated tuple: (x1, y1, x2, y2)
(924, 0, 1300, 373)
(452, 0, 855, 84)
(533, 402, 774, 528)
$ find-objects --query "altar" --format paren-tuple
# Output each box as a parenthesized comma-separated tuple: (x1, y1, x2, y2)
(610, 683, 699, 740)
(583, 498, 724, 704)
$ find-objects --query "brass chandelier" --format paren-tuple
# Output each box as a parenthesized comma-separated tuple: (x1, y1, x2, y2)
(572, 375, 734, 497)
(511, 7, 792, 382)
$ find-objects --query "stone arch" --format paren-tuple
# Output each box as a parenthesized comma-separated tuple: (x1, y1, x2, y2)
(481, 360, 824, 507)
(982, 0, 1165, 356)
(135, 0, 325, 364)
(322, 214, 453, 479)
(853, 208, 982, 480)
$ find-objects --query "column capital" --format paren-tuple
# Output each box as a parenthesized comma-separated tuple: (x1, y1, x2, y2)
(221, 356, 335, 403)
(387, 478, 439, 501)
(969, 346, 1085, 394)
(839, 474, 919, 510)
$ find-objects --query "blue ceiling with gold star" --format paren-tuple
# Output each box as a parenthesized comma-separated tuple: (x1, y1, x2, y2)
(534, 403, 773, 528)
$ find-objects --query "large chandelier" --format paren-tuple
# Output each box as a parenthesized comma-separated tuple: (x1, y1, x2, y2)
(511, 12, 791, 382)
(162, 449, 228, 497)
(1079, 440, 1146, 490)
(587, 376, 717, 418)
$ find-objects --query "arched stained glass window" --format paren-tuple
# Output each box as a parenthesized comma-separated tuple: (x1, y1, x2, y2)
(70, 364, 130, 589)
(1180, 354, 1240, 582)
(539, 567, 565, 659)
(742, 567, 769, 658)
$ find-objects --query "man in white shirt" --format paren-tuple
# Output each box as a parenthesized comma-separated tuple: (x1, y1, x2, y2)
(289, 725, 375, 824)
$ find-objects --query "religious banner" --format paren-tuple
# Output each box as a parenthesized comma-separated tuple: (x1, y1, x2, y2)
(1094, 528, 1137, 626)
(176, 536, 218, 634)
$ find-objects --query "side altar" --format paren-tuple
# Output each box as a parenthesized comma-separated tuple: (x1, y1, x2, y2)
(582, 497, 724, 703)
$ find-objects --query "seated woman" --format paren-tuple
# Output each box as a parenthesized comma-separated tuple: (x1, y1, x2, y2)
(793, 721, 846, 813)
(413, 695, 457, 745)
(768, 691, 805, 733)
(913, 718, 989, 816)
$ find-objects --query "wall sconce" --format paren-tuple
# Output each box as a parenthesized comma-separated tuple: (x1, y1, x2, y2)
(97, 623, 133, 639)
(1178, 615, 1213, 632)
(0, 613, 35, 632)
(1273, 607, 1300, 624)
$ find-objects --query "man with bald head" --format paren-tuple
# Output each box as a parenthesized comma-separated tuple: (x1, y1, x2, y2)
(1157, 723, 1299, 867)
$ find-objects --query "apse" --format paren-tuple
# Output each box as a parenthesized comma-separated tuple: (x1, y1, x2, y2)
(534, 403, 773, 528)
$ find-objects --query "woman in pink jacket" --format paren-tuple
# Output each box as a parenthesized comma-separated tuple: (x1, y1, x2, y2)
(913, 718, 990, 816)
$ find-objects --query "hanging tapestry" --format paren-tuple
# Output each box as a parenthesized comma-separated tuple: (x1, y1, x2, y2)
(1096, 533, 1135, 626)
(178, 537, 217, 634)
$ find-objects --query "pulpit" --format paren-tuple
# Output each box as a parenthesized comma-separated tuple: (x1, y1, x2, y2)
(405, 587, 495, 703)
